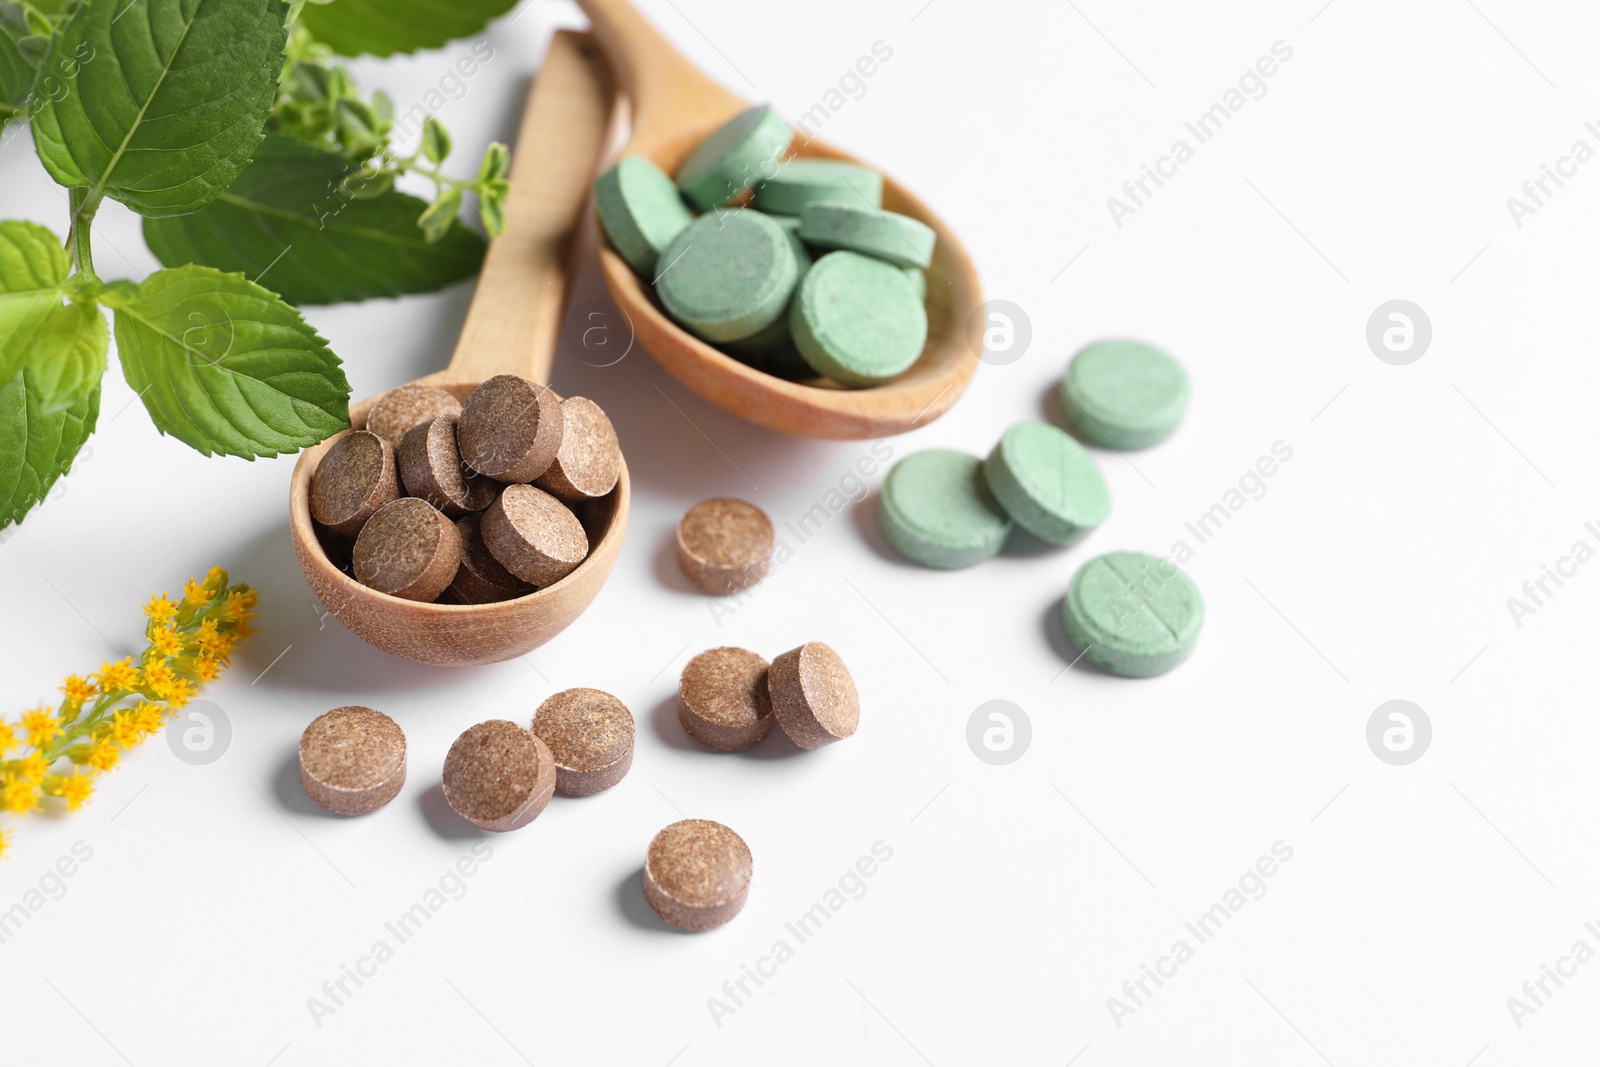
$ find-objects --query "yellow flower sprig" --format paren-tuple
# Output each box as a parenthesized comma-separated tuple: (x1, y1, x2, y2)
(0, 567, 258, 859)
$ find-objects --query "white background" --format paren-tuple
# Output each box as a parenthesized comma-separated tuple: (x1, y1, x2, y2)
(3, 0, 1599, 1063)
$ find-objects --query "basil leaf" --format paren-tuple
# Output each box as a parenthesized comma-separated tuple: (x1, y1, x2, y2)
(0, 364, 99, 529)
(300, 0, 514, 57)
(0, 218, 70, 385)
(27, 300, 108, 413)
(112, 264, 350, 457)
(31, 0, 290, 217)
(0, 3, 38, 110)
(141, 134, 484, 304)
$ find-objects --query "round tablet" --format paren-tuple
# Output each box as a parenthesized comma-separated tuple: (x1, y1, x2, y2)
(352, 497, 462, 602)
(595, 155, 694, 277)
(299, 705, 406, 815)
(679, 647, 774, 751)
(982, 422, 1110, 546)
(674, 103, 793, 210)
(530, 688, 635, 796)
(480, 483, 589, 587)
(1060, 340, 1189, 449)
(676, 498, 773, 594)
(798, 200, 936, 269)
(879, 450, 1012, 569)
(533, 396, 621, 504)
(458, 374, 564, 484)
(791, 251, 927, 387)
(441, 720, 557, 832)
(366, 383, 462, 449)
(642, 819, 753, 931)
(449, 512, 532, 604)
(655, 211, 799, 343)
(768, 641, 859, 749)
(398, 414, 495, 516)
(310, 430, 399, 538)
(1061, 551, 1204, 677)
(754, 158, 883, 215)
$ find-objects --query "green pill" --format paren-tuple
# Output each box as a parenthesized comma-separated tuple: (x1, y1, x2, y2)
(675, 104, 793, 210)
(655, 210, 799, 343)
(903, 267, 927, 302)
(594, 156, 693, 278)
(982, 422, 1109, 545)
(790, 251, 927, 387)
(754, 159, 883, 214)
(1062, 551, 1203, 677)
(799, 200, 936, 269)
(879, 450, 1012, 569)
(1060, 340, 1189, 449)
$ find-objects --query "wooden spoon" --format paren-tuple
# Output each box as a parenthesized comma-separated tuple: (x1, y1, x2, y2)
(288, 31, 627, 668)
(576, 0, 983, 440)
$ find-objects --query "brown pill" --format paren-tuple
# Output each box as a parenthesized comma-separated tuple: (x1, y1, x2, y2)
(768, 641, 860, 749)
(533, 396, 622, 504)
(678, 647, 774, 751)
(480, 483, 589, 587)
(397, 414, 496, 516)
(458, 374, 564, 483)
(642, 819, 753, 932)
(441, 720, 557, 832)
(352, 497, 462, 602)
(309, 430, 399, 538)
(366, 383, 463, 449)
(530, 687, 635, 796)
(676, 498, 774, 594)
(448, 513, 533, 604)
(299, 705, 407, 815)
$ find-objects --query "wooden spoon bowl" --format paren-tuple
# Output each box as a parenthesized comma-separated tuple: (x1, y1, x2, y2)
(288, 32, 627, 668)
(578, 0, 983, 440)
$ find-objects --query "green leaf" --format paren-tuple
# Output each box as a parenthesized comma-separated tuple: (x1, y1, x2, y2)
(477, 141, 508, 183)
(0, 219, 71, 385)
(26, 301, 108, 413)
(421, 115, 449, 165)
(141, 134, 484, 304)
(299, 0, 514, 57)
(417, 186, 460, 244)
(0, 3, 39, 109)
(480, 195, 504, 239)
(0, 364, 99, 529)
(112, 264, 350, 457)
(31, 0, 291, 217)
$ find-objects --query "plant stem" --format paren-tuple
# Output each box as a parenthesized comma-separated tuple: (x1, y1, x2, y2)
(66, 187, 98, 282)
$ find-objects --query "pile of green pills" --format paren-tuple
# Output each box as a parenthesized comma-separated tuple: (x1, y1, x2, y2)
(594, 104, 934, 389)
(873, 338, 1201, 676)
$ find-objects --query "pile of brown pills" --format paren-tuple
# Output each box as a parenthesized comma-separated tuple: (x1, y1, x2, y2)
(642, 819, 753, 931)
(441, 719, 557, 832)
(298, 705, 407, 815)
(679, 640, 858, 751)
(676, 497, 774, 594)
(308, 375, 621, 603)
(530, 688, 635, 796)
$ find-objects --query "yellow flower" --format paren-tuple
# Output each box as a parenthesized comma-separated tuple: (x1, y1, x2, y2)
(94, 657, 142, 693)
(148, 625, 184, 659)
(1, 773, 38, 814)
(204, 566, 228, 593)
(165, 678, 196, 710)
(143, 593, 178, 626)
(17, 751, 49, 782)
(60, 675, 96, 709)
(182, 577, 210, 606)
(195, 618, 231, 658)
(110, 710, 144, 748)
(132, 703, 166, 737)
(86, 740, 120, 772)
(0, 824, 9, 859)
(141, 659, 177, 701)
(193, 654, 222, 683)
(0, 719, 20, 757)
(57, 771, 94, 811)
(21, 706, 63, 747)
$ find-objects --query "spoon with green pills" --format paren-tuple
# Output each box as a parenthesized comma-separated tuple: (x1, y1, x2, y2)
(577, 0, 984, 440)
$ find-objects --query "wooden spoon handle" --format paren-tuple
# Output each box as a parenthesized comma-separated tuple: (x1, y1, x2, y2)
(442, 31, 616, 388)
(574, 0, 744, 152)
